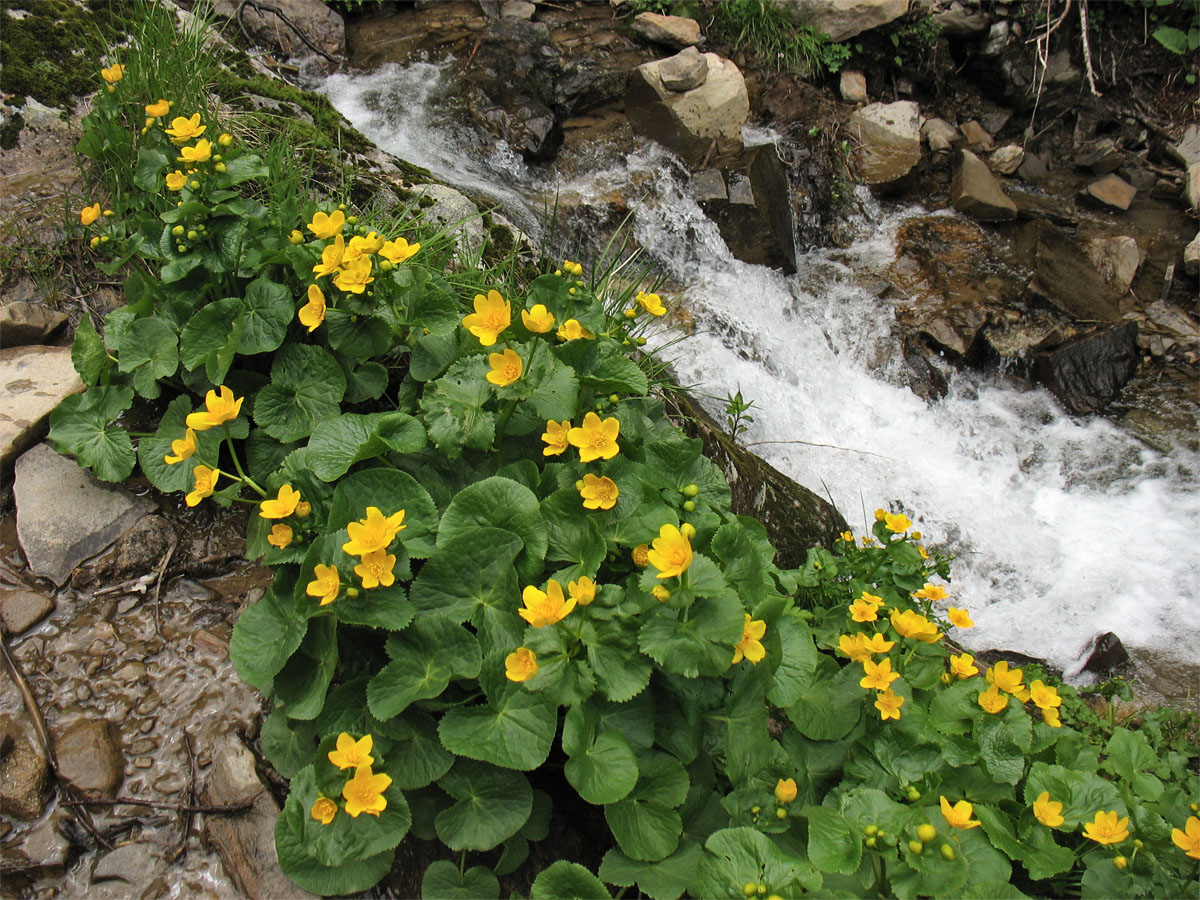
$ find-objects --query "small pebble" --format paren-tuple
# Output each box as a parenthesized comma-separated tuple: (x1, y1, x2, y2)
(139, 720, 155, 734)
(134, 757, 153, 769)
(136, 696, 161, 716)
(75, 685, 91, 702)
(130, 738, 157, 755)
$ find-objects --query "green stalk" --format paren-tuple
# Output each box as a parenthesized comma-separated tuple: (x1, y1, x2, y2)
(223, 423, 266, 496)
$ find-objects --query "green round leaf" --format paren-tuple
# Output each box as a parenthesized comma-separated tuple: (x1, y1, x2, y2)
(565, 729, 639, 805)
(530, 861, 613, 900)
(253, 343, 346, 443)
(47, 386, 135, 482)
(438, 476, 547, 582)
(238, 276, 293, 355)
(434, 759, 533, 851)
(438, 687, 556, 771)
(367, 618, 481, 720)
(275, 810, 394, 897)
(421, 860, 501, 900)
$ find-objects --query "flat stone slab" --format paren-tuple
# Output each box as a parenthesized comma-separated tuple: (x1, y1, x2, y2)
(1081, 173, 1136, 211)
(0, 589, 55, 635)
(14, 444, 155, 586)
(0, 346, 84, 477)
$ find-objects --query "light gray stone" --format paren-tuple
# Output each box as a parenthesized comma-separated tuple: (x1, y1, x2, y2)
(779, 0, 909, 42)
(1086, 235, 1143, 294)
(1185, 163, 1199, 211)
(988, 144, 1024, 175)
(211, 0, 344, 58)
(952, 149, 1017, 220)
(500, 0, 535, 19)
(1081, 174, 1136, 211)
(847, 101, 922, 184)
(0, 589, 54, 635)
(839, 69, 868, 103)
(1144, 300, 1200, 339)
(92, 841, 168, 885)
(14, 444, 155, 586)
(0, 346, 84, 476)
(658, 46, 708, 92)
(921, 117, 958, 152)
(631, 11, 701, 48)
(933, 1, 990, 37)
(0, 302, 68, 348)
(54, 718, 123, 798)
(1166, 122, 1200, 169)
(410, 183, 485, 258)
(1185, 232, 1200, 278)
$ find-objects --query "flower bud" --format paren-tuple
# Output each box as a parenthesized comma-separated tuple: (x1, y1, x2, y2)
(218, 133, 233, 147)
(575, 480, 585, 491)
(1113, 856, 1127, 870)
(346, 587, 360, 599)
(624, 307, 637, 318)
(912, 531, 922, 540)
(187, 230, 198, 240)
(682, 500, 696, 512)
(380, 259, 394, 271)
(680, 523, 696, 540)
(189, 180, 200, 189)
(742, 884, 757, 898)
(864, 825, 879, 836)
(172, 225, 184, 236)
(940, 844, 955, 861)
(347, 215, 358, 224)
(865, 836, 877, 848)
(635, 336, 647, 345)
(214, 162, 226, 173)
(651, 585, 671, 603)
(750, 806, 760, 815)
(907, 787, 921, 802)
(908, 840, 923, 855)
(1132, 840, 1143, 850)
(99, 235, 109, 243)
(89, 236, 101, 249)
(917, 824, 936, 843)
(682, 483, 700, 497)
(295, 501, 312, 517)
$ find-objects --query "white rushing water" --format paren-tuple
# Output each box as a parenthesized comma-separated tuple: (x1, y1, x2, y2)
(322, 63, 1200, 686)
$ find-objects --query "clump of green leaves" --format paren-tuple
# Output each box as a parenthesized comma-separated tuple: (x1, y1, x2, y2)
(710, 0, 851, 77)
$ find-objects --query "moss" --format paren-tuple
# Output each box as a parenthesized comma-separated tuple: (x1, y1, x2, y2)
(0, 111, 24, 150)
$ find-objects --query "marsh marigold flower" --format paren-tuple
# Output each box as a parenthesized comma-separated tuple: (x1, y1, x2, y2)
(940, 796, 981, 830)
(568, 411, 620, 462)
(343, 765, 391, 818)
(267, 523, 293, 549)
(890, 608, 941, 643)
(259, 484, 301, 519)
(860, 657, 900, 691)
(311, 796, 337, 825)
(178, 139, 213, 164)
(635, 291, 666, 316)
(521, 304, 555, 333)
(80, 203, 101, 226)
(579, 474, 619, 510)
(185, 386, 244, 431)
(568, 576, 596, 606)
(875, 689, 904, 721)
(884, 512, 912, 533)
(650, 585, 671, 602)
(306, 564, 340, 606)
(562, 260, 583, 277)
(948, 652, 979, 679)
(313, 234, 345, 278)
(164, 428, 197, 465)
(912, 583, 948, 602)
(1082, 810, 1130, 845)
(379, 237, 419, 263)
(165, 170, 187, 191)
(486, 348, 523, 387)
(165, 113, 205, 144)
(647, 523, 692, 579)
(1042, 706, 1062, 728)
(557, 318, 594, 341)
(307, 209, 346, 240)
(519, 580, 576, 628)
(1033, 791, 1064, 828)
(145, 99, 170, 118)
(864, 633, 896, 653)
(299, 284, 326, 331)
(541, 420, 570, 456)
(186, 465, 219, 507)
(978, 684, 1009, 714)
(985, 660, 1026, 696)
(947, 607, 974, 628)
(333, 255, 374, 294)
(849, 593, 882, 623)
(355, 549, 396, 590)
(329, 733, 374, 770)
(1028, 680, 1061, 711)
(837, 633, 873, 663)
(1172, 816, 1200, 859)
(462, 290, 510, 346)
(632, 544, 650, 567)
(775, 778, 798, 804)
(100, 63, 124, 84)
(505, 647, 539, 682)
(347, 231, 385, 258)
(733, 614, 766, 664)
(343, 507, 406, 556)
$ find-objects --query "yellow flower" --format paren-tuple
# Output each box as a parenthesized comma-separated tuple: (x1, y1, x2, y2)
(647, 523, 693, 579)
(355, 548, 397, 589)
(860, 657, 900, 691)
(632, 544, 650, 568)
(940, 796, 981, 830)
(567, 411, 621, 462)
(1028, 680, 1061, 711)
(774, 778, 798, 804)
(289, 229, 304, 245)
(1082, 810, 1130, 845)
(650, 585, 671, 602)
(864, 633, 896, 653)
(311, 796, 337, 825)
(985, 660, 1025, 695)
(165, 113, 205, 144)
(519, 579, 576, 628)
(342, 765, 391, 818)
(541, 419, 571, 456)
(1033, 791, 1065, 828)
(163, 428, 197, 465)
(568, 576, 596, 606)
(947, 607, 974, 628)
(296, 501, 312, 518)
(948, 652, 979, 679)
(579, 474, 619, 510)
(165, 170, 187, 191)
(178, 139, 213, 164)
(328, 733, 374, 769)
(890, 608, 941, 643)
(80, 203, 101, 226)
(185, 385, 244, 431)
(874, 508, 887, 521)
(462, 289, 511, 346)
(342, 507, 406, 556)
(912, 583, 948, 601)
(562, 260, 583, 276)
(100, 63, 124, 84)
(379, 237, 419, 263)
(486, 348, 524, 387)
(556, 318, 594, 341)
(306, 564, 341, 606)
(186, 465, 219, 507)
(259, 484, 301, 519)
(849, 596, 880, 623)
(521, 304, 556, 333)
(1113, 855, 1128, 870)
(145, 99, 171, 117)
(978, 684, 1009, 714)
(333, 255, 374, 294)
(298, 284, 326, 332)
(1172, 815, 1200, 859)
(839, 530, 854, 543)
(267, 523, 294, 549)
(307, 209, 346, 240)
(837, 633, 873, 663)
(635, 291, 666, 316)
(505, 647, 539, 682)
(884, 512, 911, 533)
(1042, 706, 1062, 728)
(875, 689, 904, 721)
(313, 234, 346, 277)
(732, 613, 767, 664)
(347, 231, 385, 257)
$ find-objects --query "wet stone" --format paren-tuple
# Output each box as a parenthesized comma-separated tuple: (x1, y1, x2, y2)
(55, 718, 123, 798)
(133, 756, 154, 769)
(959, 119, 994, 152)
(0, 348, 84, 477)
(75, 686, 91, 702)
(114, 662, 146, 682)
(0, 589, 55, 635)
(1081, 631, 1129, 675)
(0, 738, 49, 820)
(129, 738, 157, 756)
(139, 720, 155, 734)
(1080, 173, 1136, 211)
(952, 149, 1017, 220)
(115, 597, 141, 615)
(135, 696, 161, 716)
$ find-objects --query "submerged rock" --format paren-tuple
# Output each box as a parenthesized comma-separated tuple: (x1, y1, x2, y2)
(0, 589, 55, 636)
(0, 731, 49, 820)
(1027, 223, 1121, 322)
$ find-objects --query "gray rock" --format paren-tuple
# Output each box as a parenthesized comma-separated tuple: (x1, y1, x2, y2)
(778, 0, 909, 42)
(0, 346, 84, 476)
(1017, 151, 1049, 184)
(1033, 322, 1139, 414)
(0, 809, 71, 874)
(696, 145, 797, 273)
(55, 718, 123, 798)
(109, 515, 175, 577)
(980, 109, 1012, 137)
(1144, 300, 1200, 340)
(211, 0, 344, 59)
(1166, 122, 1200, 169)
(0, 737, 49, 819)
(1081, 173, 1136, 211)
(691, 168, 727, 203)
(500, 0, 535, 18)
(0, 302, 69, 348)
(1080, 631, 1129, 675)
(631, 11, 702, 48)
(959, 119, 994, 152)
(625, 53, 748, 168)
(952, 149, 1017, 220)
(1185, 163, 1199, 211)
(14, 444, 155, 586)
(410, 184, 485, 258)
(658, 46, 708, 92)
(933, 1, 990, 37)
(1185, 231, 1199, 278)
(921, 117, 958, 153)
(847, 101, 922, 184)
(839, 69, 868, 103)
(1028, 224, 1121, 322)
(0, 589, 54, 635)
(988, 144, 1024, 175)
(1086, 235, 1143, 295)
(92, 841, 168, 885)
(1074, 137, 1123, 175)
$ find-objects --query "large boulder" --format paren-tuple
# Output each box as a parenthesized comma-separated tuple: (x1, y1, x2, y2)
(625, 52, 749, 169)
(778, 0, 909, 42)
(0, 302, 68, 349)
(1027, 223, 1122, 322)
(846, 101, 921, 185)
(952, 149, 1017, 220)
(212, 0, 345, 59)
(1032, 322, 1139, 414)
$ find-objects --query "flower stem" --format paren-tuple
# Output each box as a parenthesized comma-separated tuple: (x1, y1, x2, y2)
(223, 424, 265, 496)
(493, 398, 518, 447)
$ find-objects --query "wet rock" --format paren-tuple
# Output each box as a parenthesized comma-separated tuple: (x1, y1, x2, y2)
(109, 515, 175, 577)
(13, 444, 156, 586)
(1032, 322, 1139, 414)
(1080, 173, 1136, 211)
(921, 117, 958, 153)
(0, 737, 49, 819)
(0, 346, 84, 477)
(0, 590, 54, 635)
(1017, 151, 1049, 184)
(0, 809, 71, 874)
(933, 0, 990, 37)
(625, 53, 748, 169)
(410, 184, 484, 257)
(781, 0, 909, 42)
(0, 302, 68, 349)
(959, 119, 993, 153)
(1184, 232, 1199, 278)
(91, 840, 168, 886)
(500, 0, 535, 19)
(1086, 235, 1143, 294)
(1143, 300, 1200, 342)
(847, 101, 921, 185)
(952, 149, 1017, 221)
(211, 0, 344, 59)
(694, 145, 796, 273)
(203, 734, 316, 899)
(1028, 224, 1121, 322)
(839, 70, 868, 103)
(1080, 631, 1129, 675)
(1165, 122, 1200, 169)
(1074, 138, 1123, 175)
(631, 11, 702, 48)
(988, 144, 1023, 176)
(658, 46, 708, 92)
(54, 718, 123, 798)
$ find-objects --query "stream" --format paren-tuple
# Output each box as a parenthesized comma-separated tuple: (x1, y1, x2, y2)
(321, 60, 1200, 703)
